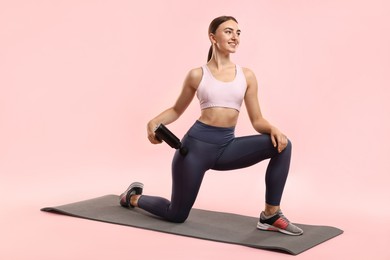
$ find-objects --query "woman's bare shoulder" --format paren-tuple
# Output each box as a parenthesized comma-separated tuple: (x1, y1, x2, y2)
(241, 67, 256, 77)
(241, 67, 258, 86)
(186, 67, 203, 88)
(188, 67, 203, 79)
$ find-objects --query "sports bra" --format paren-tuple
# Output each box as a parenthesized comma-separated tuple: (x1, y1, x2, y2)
(196, 64, 247, 111)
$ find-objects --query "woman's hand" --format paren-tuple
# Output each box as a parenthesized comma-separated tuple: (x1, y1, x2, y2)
(147, 121, 163, 144)
(270, 127, 288, 153)
(144, 68, 200, 145)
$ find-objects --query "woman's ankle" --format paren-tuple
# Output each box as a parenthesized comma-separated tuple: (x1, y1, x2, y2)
(264, 204, 280, 216)
(130, 195, 141, 207)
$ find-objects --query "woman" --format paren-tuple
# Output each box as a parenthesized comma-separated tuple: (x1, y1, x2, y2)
(120, 16, 303, 236)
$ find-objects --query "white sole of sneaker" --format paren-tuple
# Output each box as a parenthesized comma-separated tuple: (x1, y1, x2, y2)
(256, 221, 303, 236)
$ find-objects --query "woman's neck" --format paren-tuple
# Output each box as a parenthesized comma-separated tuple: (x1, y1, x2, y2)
(208, 54, 233, 71)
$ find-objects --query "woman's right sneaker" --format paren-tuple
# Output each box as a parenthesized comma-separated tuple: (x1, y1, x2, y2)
(257, 210, 303, 236)
(119, 182, 144, 208)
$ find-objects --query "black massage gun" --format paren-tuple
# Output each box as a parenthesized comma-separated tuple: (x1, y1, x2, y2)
(154, 124, 188, 156)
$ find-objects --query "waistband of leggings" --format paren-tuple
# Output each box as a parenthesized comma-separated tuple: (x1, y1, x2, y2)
(186, 120, 235, 144)
(193, 120, 235, 131)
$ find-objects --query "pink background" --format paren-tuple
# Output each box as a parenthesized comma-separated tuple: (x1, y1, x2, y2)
(1, 0, 389, 259)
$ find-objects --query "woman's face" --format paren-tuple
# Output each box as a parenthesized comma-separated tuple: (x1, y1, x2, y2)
(210, 20, 241, 54)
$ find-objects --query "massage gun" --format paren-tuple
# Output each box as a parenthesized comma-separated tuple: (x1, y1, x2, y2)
(154, 124, 188, 156)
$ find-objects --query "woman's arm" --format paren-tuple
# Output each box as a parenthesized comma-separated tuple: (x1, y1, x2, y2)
(147, 68, 202, 144)
(243, 68, 288, 153)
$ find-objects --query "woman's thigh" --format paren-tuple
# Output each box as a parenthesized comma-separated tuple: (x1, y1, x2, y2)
(212, 134, 278, 171)
(169, 135, 221, 210)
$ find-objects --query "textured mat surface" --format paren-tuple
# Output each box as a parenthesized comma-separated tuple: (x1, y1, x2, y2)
(41, 195, 343, 255)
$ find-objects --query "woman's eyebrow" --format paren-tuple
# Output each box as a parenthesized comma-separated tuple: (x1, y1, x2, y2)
(224, 27, 241, 33)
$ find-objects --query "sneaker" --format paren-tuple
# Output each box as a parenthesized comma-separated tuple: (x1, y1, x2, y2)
(119, 182, 144, 208)
(257, 210, 303, 236)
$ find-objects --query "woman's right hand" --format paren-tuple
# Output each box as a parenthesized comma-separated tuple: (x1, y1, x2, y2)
(147, 121, 163, 144)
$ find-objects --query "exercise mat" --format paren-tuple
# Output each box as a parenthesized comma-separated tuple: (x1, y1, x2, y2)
(41, 195, 343, 255)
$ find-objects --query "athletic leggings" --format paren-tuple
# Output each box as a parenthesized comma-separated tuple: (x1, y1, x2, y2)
(137, 120, 292, 223)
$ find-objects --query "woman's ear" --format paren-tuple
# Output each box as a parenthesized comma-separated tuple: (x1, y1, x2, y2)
(209, 33, 217, 44)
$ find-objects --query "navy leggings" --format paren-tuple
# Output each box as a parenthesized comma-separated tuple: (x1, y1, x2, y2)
(138, 120, 292, 223)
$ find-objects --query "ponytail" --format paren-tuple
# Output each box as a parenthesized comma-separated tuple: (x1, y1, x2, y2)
(207, 45, 213, 62)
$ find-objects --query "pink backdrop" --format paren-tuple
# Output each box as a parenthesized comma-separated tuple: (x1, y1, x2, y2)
(1, 0, 389, 259)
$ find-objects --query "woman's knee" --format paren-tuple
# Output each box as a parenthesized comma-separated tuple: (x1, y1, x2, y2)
(282, 138, 292, 153)
(286, 138, 292, 149)
(167, 210, 190, 223)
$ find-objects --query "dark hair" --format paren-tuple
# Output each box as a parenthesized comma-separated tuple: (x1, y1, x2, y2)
(207, 16, 238, 62)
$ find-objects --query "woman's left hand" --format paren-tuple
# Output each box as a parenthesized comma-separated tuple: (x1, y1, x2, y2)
(270, 127, 288, 153)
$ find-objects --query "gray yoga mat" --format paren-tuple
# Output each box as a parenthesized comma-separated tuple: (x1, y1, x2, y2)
(41, 195, 343, 255)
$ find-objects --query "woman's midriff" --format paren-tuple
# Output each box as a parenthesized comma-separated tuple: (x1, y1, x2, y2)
(198, 107, 239, 128)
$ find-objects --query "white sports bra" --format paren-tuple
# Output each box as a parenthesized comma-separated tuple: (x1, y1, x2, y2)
(196, 64, 247, 111)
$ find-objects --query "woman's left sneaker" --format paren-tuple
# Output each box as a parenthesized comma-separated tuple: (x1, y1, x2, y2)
(257, 210, 303, 236)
